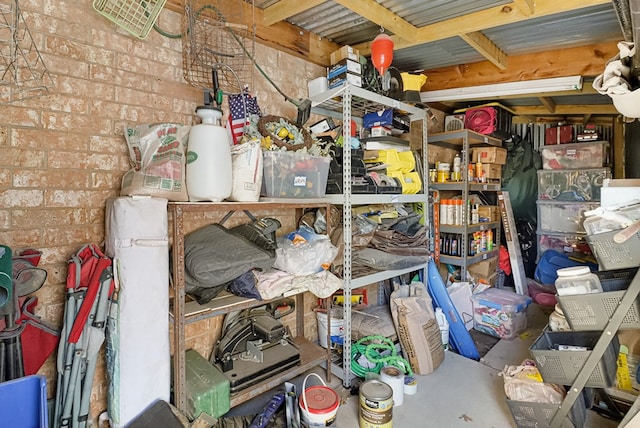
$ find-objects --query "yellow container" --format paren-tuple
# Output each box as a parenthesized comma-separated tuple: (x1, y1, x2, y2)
(401, 72, 427, 91)
(397, 150, 416, 173)
(388, 170, 422, 194)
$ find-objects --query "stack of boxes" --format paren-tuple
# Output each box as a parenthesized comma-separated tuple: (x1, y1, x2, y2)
(536, 127, 611, 261)
(328, 46, 362, 90)
(470, 146, 507, 184)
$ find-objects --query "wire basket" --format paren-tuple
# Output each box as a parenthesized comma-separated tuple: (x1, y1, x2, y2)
(0, 0, 53, 104)
(182, 0, 253, 93)
(93, 0, 167, 39)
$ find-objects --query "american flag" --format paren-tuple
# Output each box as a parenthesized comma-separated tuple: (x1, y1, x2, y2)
(226, 91, 261, 145)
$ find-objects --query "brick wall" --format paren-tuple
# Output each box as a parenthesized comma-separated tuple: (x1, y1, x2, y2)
(1, 0, 324, 422)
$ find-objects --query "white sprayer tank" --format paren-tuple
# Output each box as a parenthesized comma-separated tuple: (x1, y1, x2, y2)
(186, 106, 232, 202)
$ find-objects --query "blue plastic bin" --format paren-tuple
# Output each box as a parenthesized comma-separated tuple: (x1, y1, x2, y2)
(0, 375, 48, 428)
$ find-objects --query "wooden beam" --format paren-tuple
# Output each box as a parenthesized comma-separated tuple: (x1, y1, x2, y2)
(538, 96, 556, 113)
(263, 0, 325, 26)
(332, 0, 419, 42)
(458, 32, 508, 70)
(354, 0, 610, 54)
(613, 116, 625, 178)
(164, 0, 338, 66)
(510, 104, 619, 115)
(422, 42, 618, 90)
(512, 0, 535, 16)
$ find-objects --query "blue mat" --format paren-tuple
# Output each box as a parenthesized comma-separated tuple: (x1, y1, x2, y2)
(425, 259, 480, 361)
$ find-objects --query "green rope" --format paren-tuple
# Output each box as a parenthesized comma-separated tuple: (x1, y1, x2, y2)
(351, 335, 414, 378)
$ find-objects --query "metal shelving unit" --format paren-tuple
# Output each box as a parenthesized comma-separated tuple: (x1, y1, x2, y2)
(309, 84, 429, 387)
(428, 129, 503, 281)
(168, 200, 332, 414)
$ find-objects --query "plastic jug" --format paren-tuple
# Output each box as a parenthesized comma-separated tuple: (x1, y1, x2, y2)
(435, 307, 449, 350)
(186, 106, 232, 202)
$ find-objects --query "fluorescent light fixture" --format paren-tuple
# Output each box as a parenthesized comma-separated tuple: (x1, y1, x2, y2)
(421, 76, 583, 102)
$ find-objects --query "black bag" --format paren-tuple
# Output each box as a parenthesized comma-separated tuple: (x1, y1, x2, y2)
(178, 224, 275, 301)
(499, 128, 542, 225)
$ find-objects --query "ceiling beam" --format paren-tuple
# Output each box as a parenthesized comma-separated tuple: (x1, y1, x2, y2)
(459, 31, 508, 70)
(512, 0, 535, 16)
(354, 0, 610, 54)
(332, 0, 419, 42)
(538, 96, 556, 113)
(163, 0, 339, 66)
(263, 0, 325, 26)
(511, 104, 619, 115)
(423, 42, 618, 90)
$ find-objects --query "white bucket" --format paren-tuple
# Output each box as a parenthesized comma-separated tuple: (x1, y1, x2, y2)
(299, 373, 339, 427)
(316, 310, 344, 349)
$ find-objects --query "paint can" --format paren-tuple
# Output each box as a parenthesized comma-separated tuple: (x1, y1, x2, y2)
(437, 162, 450, 182)
(299, 373, 339, 427)
(359, 379, 393, 428)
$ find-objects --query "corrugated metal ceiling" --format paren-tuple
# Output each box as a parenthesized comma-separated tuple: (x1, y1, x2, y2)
(252, 1, 623, 73)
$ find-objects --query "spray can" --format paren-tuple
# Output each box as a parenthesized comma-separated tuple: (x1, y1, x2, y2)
(452, 153, 461, 181)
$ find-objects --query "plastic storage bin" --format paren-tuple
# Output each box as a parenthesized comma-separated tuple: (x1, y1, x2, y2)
(537, 168, 610, 201)
(506, 389, 588, 428)
(554, 266, 603, 296)
(529, 330, 620, 388)
(470, 288, 532, 340)
(536, 201, 598, 234)
(0, 375, 48, 428)
(537, 232, 593, 261)
(185, 349, 230, 420)
(557, 267, 640, 330)
(262, 151, 330, 198)
(540, 141, 609, 170)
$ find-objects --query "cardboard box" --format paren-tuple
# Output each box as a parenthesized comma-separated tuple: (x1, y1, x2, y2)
(468, 255, 498, 277)
(545, 125, 574, 145)
(330, 45, 360, 65)
(327, 59, 361, 79)
(471, 147, 507, 164)
(328, 72, 362, 89)
(478, 205, 500, 222)
(480, 163, 502, 180)
(370, 126, 391, 137)
(427, 144, 458, 166)
(601, 178, 640, 207)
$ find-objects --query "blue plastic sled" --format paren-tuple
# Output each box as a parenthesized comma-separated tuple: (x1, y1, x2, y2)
(425, 259, 480, 361)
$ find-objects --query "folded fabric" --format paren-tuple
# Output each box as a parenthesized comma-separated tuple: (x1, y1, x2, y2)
(256, 269, 342, 300)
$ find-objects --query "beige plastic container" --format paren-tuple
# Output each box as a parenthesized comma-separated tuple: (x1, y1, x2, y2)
(555, 266, 602, 296)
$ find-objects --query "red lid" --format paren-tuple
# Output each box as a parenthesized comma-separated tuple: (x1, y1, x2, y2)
(299, 386, 340, 414)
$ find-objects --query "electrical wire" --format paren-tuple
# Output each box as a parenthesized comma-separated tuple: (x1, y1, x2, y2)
(153, 22, 182, 39)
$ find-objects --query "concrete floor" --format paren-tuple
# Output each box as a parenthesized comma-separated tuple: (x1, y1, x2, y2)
(228, 304, 627, 427)
(333, 304, 621, 427)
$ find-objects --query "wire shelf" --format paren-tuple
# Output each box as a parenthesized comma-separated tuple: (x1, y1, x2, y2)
(93, 0, 167, 39)
(0, 0, 52, 105)
(182, 0, 253, 93)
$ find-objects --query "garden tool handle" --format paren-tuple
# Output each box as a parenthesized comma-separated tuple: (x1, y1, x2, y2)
(613, 220, 640, 244)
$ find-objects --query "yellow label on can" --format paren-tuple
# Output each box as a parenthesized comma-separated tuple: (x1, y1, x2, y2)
(359, 394, 393, 428)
